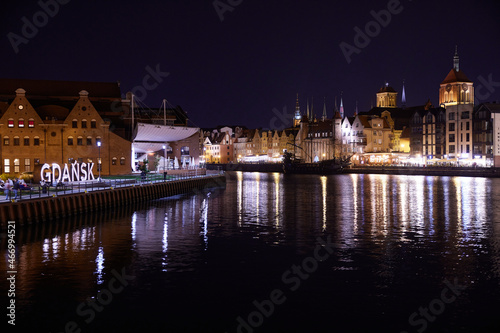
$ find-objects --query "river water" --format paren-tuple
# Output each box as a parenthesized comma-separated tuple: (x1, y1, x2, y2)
(2, 172, 500, 332)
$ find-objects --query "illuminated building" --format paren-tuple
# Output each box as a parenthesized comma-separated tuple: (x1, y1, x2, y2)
(439, 47, 474, 163)
(0, 80, 131, 176)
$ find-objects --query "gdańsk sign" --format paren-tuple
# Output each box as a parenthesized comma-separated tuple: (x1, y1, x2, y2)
(41, 162, 95, 182)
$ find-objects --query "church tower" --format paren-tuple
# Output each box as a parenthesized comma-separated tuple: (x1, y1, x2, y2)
(376, 83, 398, 108)
(439, 46, 474, 106)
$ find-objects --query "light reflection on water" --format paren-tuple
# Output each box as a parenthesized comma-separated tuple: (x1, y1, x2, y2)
(2, 172, 500, 332)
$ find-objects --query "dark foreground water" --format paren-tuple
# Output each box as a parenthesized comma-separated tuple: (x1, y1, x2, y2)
(2, 172, 500, 333)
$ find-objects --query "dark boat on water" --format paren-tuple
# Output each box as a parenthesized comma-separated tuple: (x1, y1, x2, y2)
(282, 152, 350, 174)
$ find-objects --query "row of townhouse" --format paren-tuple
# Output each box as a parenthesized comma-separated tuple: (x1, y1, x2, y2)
(201, 126, 296, 163)
(201, 50, 500, 167)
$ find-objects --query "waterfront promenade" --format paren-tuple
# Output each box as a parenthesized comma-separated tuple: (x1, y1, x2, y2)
(0, 169, 226, 226)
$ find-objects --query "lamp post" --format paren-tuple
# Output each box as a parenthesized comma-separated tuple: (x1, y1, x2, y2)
(97, 140, 102, 182)
(163, 144, 166, 172)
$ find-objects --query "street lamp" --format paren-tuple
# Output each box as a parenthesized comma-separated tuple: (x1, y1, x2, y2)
(97, 140, 102, 182)
(162, 145, 166, 171)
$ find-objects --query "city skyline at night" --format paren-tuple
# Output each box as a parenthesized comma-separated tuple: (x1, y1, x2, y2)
(1, 0, 499, 129)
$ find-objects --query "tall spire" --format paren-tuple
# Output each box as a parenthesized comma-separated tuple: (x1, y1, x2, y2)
(334, 96, 338, 112)
(339, 92, 344, 119)
(354, 100, 358, 116)
(294, 93, 302, 127)
(402, 80, 406, 108)
(453, 45, 459, 72)
(311, 96, 314, 119)
(306, 98, 310, 119)
(322, 97, 327, 121)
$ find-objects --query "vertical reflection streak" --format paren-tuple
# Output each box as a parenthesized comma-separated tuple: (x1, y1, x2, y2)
(237, 171, 243, 226)
(95, 246, 105, 285)
(274, 173, 280, 228)
(321, 176, 327, 231)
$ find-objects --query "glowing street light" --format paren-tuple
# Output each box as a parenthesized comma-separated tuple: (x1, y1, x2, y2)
(163, 145, 166, 173)
(97, 140, 102, 182)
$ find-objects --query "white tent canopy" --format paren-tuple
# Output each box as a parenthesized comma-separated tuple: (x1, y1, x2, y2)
(134, 122, 199, 143)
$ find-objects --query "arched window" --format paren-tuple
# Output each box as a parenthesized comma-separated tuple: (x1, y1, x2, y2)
(72, 119, 78, 128)
(67, 136, 74, 146)
(18, 118, 25, 128)
(120, 157, 126, 165)
(86, 136, 92, 145)
(24, 136, 29, 146)
(13, 136, 20, 146)
(81, 119, 87, 128)
(77, 136, 83, 146)
(34, 136, 40, 146)
(112, 157, 117, 165)
(91, 119, 97, 128)
(3, 136, 9, 146)
(28, 118, 35, 128)
(8, 118, 14, 128)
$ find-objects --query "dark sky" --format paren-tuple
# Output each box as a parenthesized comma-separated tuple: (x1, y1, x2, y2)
(2, 0, 500, 129)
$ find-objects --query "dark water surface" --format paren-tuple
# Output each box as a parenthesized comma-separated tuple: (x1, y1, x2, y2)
(2, 172, 500, 332)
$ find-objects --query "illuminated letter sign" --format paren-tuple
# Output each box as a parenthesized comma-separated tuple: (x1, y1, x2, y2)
(40, 162, 96, 182)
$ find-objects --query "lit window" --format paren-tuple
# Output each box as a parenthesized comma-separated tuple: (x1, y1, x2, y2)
(8, 119, 14, 128)
(120, 157, 126, 165)
(4, 159, 10, 173)
(28, 119, 35, 128)
(24, 158, 31, 172)
(3, 136, 9, 146)
(14, 159, 20, 173)
(18, 119, 24, 128)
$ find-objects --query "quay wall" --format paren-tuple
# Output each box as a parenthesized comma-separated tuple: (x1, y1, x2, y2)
(0, 175, 226, 229)
(207, 163, 500, 178)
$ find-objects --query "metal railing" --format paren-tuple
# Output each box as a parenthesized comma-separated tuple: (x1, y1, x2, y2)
(0, 170, 225, 203)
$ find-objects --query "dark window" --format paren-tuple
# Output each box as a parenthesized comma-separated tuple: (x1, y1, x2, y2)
(77, 137, 83, 146)
(87, 137, 92, 145)
(68, 137, 74, 145)
(77, 158, 83, 163)
(81, 120, 87, 128)
(72, 120, 78, 128)
(449, 134, 455, 143)
(91, 120, 96, 128)
(120, 157, 125, 165)
(34, 137, 40, 146)
(466, 122, 470, 131)
(24, 137, 29, 146)
(13, 137, 20, 146)
(112, 158, 117, 165)
(68, 158, 75, 164)
(449, 145, 455, 153)
(34, 158, 40, 165)
(449, 123, 455, 131)
(466, 133, 470, 142)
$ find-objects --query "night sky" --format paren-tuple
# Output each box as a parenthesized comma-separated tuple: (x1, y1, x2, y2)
(2, 0, 500, 129)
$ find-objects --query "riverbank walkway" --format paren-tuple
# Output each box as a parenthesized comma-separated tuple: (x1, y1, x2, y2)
(0, 169, 223, 204)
